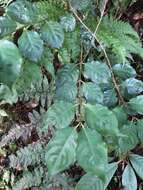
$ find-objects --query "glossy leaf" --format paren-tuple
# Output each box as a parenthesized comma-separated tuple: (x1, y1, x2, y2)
(0, 40, 23, 86)
(129, 154, 143, 179)
(122, 164, 137, 190)
(56, 64, 79, 86)
(6, 1, 33, 24)
(84, 61, 111, 84)
(104, 163, 118, 189)
(77, 128, 108, 178)
(55, 81, 77, 103)
(18, 31, 44, 62)
(119, 123, 138, 153)
(85, 104, 119, 136)
(82, 82, 103, 104)
(45, 128, 77, 175)
(122, 78, 143, 96)
(41, 21, 64, 48)
(60, 13, 76, 32)
(103, 88, 118, 108)
(0, 16, 17, 37)
(42, 101, 75, 131)
(113, 63, 136, 80)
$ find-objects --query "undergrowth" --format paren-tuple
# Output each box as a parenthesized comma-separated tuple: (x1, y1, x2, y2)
(1, 0, 143, 189)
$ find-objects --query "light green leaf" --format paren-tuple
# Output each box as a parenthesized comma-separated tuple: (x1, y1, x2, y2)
(104, 163, 118, 189)
(0, 109, 8, 117)
(122, 164, 137, 190)
(76, 162, 118, 190)
(77, 128, 108, 178)
(128, 95, 143, 114)
(85, 104, 119, 136)
(113, 64, 136, 80)
(41, 21, 64, 48)
(18, 31, 44, 62)
(118, 123, 138, 153)
(112, 107, 127, 128)
(82, 82, 103, 104)
(42, 101, 75, 131)
(45, 128, 77, 175)
(84, 61, 111, 84)
(60, 13, 76, 32)
(0, 40, 23, 86)
(75, 173, 104, 190)
(0, 84, 18, 104)
(0, 16, 17, 37)
(129, 154, 143, 179)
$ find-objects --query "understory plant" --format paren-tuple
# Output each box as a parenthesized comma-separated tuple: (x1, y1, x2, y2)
(1, 0, 143, 189)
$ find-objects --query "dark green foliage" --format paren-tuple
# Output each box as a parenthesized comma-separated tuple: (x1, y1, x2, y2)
(1, 0, 143, 189)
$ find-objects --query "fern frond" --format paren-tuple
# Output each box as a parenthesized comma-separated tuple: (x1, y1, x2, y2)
(12, 167, 44, 190)
(97, 16, 143, 62)
(9, 141, 45, 169)
(0, 124, 33, 148)
(85, 16, 143, 63)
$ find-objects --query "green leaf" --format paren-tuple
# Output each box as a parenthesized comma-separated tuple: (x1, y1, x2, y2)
(0, 84, 18, 104)
(118, 123, 138, 153)
(0, 16, 17, 37)
(45, 128, 77, 175)
(56, 64, 79, 85)
(104, 163, 118, 189)
(84, 61, 111, 84)
(60, 13, 76, 32)
(129, 154, 143, 179)
(55, 81, 77, 103)
(128, 95, 143, 114)
(77, 128, 108, 178)
(112, 107, 127, 128)
(85, 104, 119, 136)
(14, 61, 42, 94)
(0, 40, 23, 86)
(41, 21, 64, 48)
(6, 1, 33, 24)
(42, 101, 75, 131)
(122, 164, 137, 190)
(18, 31, 44, 62)
(103, 88, 118, 108)
(76, 162, 118, 190)
(122, 78, 143, 96)
(76, 173, 104, 190)
(113, 63, 136, 80)
(55, 64, 78, 102)
(63, 30, 80, 61)
(82, 82, 103, 104)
